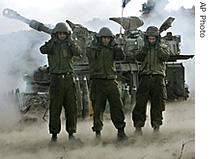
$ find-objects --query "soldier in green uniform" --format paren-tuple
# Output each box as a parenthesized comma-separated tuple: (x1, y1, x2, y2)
(132, 26, 170, 135)
(86, 27, 128, 141)
(39, 22, 82, 142)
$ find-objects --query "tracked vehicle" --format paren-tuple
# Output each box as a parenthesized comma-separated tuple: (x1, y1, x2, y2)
(3, 8, 194, 120)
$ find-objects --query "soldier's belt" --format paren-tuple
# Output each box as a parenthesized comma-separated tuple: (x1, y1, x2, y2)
(141, 74, 163, 78)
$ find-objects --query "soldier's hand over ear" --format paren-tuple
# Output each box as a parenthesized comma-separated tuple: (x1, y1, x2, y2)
(141, 46, 148, 54)
(47, 33, 57, 47)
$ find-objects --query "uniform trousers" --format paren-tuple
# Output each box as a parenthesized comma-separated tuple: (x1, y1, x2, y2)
(49, 73, 77, 134)
(132, 75, 167, 128)
(90, 79, 126, 132)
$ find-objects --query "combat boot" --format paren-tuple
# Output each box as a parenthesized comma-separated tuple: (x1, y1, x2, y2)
(69, 132, 75, 140)
(51, 133, 57, 142)
(117, 128, 128, 141)
(153, 125, 160, 133)
(95, 130, 101, 139)
(68, 132, 83, 147)
(134, 127, 143, 136)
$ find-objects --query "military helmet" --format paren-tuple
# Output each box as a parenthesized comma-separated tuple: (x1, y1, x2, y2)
(97, 27, 114, 37)
(53, 22, 70, 34)
(145, 26, 159, 36)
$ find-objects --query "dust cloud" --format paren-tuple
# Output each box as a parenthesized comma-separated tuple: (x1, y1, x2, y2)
(0, 100, 195, 159)
(0, 31, 49, 130)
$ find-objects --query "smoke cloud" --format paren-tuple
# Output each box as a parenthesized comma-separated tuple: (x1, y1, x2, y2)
(0, 31, 49, 92)
(0, 31, 49, 128)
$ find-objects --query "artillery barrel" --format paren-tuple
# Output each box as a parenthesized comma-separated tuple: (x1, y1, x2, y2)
(3, 8, 52, 35)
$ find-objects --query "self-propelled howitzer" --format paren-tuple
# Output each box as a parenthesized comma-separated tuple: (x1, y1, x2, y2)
(3, 8, 194, 121)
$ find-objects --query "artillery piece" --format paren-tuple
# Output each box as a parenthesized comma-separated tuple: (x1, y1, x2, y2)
(3, 8, 194, 120)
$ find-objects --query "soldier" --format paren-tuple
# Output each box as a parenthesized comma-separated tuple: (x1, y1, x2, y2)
(86, 27, 128, 141)
(132, 26, 170, 135)
(39, 22, 82, 142)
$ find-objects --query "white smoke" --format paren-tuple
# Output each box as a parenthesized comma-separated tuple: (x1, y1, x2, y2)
(0, 30, 49, 129)
(0, 31, 49, 92)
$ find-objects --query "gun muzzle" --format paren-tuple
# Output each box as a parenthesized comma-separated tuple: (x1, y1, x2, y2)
(3, 8, 52, 34)
(3, 8, 30, 24)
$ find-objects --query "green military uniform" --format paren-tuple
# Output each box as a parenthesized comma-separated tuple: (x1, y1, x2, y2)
(86, 27, 127, 140)
(40, 22, 81, 137)
(132, 26, 170, 130)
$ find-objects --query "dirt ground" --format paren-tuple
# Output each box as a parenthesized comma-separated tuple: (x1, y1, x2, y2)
(0, 99, 195, 159)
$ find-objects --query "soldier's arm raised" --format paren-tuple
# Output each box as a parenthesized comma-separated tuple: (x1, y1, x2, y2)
(113, 46, 125, 61)
(39, 34, 56, 54)
(135, 46, 148, 62)
(157, 44, 170, 61)
(69, 37, 82, 56)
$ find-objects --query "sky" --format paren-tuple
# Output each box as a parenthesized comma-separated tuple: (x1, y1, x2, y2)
(0, 0, 195, 34)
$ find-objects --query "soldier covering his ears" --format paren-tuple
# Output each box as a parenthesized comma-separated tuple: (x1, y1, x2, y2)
(86, 27, 128, 141)
(132, 26, 170, 135)
(40, 22, 82, 142)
